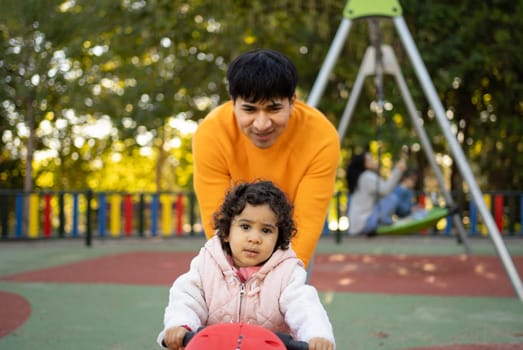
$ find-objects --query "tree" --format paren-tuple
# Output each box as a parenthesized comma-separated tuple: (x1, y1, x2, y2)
(401, 0, 523, 191)
(2, 0, 522, 196)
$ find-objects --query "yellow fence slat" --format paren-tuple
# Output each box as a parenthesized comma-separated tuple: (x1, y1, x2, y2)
(28, 194, 39, 238)
(481, 194, 491, 236)
(160, 194, 173, 237)
(110, 194, 121, 237)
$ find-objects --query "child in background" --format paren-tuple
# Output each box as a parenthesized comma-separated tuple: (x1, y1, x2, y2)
(392, 168, 428, 221)
(157, 180, 335, 350)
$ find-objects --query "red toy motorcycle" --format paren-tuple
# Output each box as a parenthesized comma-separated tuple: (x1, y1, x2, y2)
(183, 323, 308, 350)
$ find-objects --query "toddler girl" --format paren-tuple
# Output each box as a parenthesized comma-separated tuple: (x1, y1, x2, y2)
(157, 180, 335, 350)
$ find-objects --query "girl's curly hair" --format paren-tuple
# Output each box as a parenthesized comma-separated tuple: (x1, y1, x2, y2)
(213, 180, 297, 255)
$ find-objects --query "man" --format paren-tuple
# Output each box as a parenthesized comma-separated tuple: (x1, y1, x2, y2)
(192, 48, 340, 268)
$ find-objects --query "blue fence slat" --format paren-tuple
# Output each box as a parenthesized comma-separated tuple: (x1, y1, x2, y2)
(151, 194, 159, 236)
(15, 194, 24, 238)
(469, 200, 478, 236)
(98, 193, 106, 237)
(445, 214, 452, 236)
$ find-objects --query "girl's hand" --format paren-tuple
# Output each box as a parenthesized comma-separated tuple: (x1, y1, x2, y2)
(163, 326, 189, 350)
(308, 337, 335, 350)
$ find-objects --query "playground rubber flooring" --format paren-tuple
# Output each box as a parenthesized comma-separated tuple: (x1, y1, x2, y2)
(1, 235, 523, 350)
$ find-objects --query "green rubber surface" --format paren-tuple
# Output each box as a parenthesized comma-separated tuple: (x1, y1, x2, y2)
(1, 237, 522, 350)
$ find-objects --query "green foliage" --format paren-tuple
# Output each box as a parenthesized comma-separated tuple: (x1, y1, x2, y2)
(1, 0, 522, 193)
(400, 0, 523, 190)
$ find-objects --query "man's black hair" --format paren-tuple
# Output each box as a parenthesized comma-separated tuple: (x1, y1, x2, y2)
(226, 48, 298, 102)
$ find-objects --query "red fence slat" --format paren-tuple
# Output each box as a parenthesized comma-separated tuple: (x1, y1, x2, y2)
(494, 194, 504, 232)
(44, 194, 52, 237)
(124, 194, 133, 237)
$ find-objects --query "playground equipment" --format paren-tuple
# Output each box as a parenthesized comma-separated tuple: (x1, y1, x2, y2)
(307, 0, 523, 301)
(182, 323, 308, 350)
(376, 207, 449, 235)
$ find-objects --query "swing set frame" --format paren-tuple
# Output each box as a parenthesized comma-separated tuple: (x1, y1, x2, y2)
(306, 0, 523, 301)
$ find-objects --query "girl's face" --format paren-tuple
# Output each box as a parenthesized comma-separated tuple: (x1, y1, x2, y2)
(227, 203, 279, 268)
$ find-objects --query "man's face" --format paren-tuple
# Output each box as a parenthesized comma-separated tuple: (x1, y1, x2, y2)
(233, 96, 295, 149)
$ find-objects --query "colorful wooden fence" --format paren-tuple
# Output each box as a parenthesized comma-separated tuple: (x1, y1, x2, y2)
(327, 191, 523, 237)
(0, 190, 522, 241)
(0, 191, 200, 241)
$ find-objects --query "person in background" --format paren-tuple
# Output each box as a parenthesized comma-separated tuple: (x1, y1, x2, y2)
(157, 181, 336, 350)
(346, 150, 406, 236)
(192, 48, 340, 268)
(393, 168, 428, 220)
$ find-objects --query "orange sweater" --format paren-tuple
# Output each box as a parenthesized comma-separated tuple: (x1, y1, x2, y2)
(192, 100, 340, 267)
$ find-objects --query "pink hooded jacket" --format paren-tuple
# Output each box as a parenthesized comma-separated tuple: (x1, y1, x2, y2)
(157, 236, 335, 348)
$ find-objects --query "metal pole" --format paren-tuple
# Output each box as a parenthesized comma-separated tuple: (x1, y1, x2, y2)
(307, 19, 352, 107)
(382, 44, 471, 253)
(337, 48, 371, 140)
(394, 15, 523, 301)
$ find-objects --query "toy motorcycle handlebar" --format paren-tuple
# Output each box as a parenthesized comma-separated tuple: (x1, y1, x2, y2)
(274, 332, 309, 350)
(182, 327, 309, 350)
